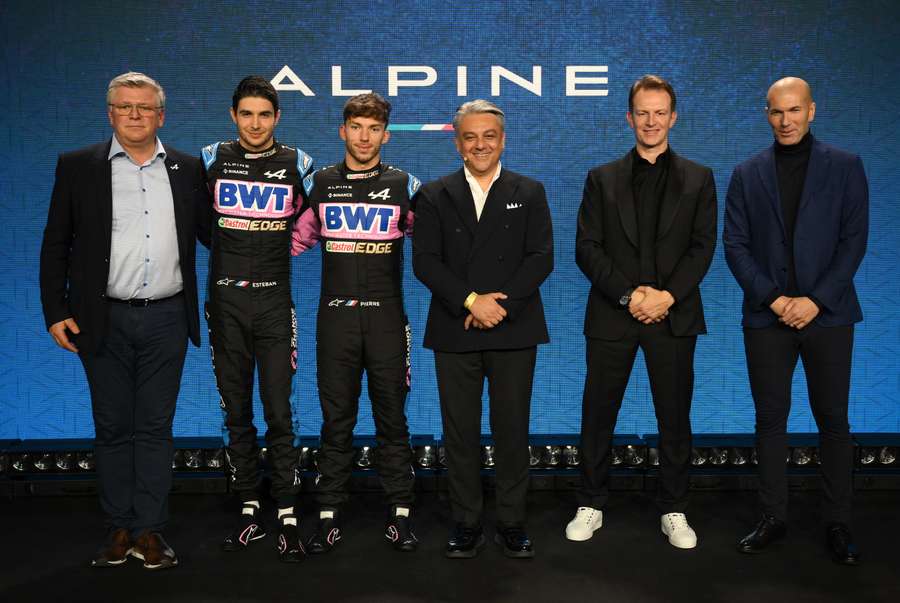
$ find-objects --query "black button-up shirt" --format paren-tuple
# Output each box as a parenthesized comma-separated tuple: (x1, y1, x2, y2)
(632, 147, 670, 286)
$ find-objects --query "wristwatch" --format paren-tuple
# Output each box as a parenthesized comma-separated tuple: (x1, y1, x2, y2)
(619, 288, 635, 307)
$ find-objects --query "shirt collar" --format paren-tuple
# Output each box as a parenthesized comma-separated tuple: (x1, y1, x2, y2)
(632, 146, 670, 168)
(463, 161, 502, 192)
(108, 136, 167, 163)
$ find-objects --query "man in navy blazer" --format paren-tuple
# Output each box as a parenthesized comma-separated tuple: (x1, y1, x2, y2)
(413, 100, 553, 559)
(40, 72, 210, 569)
(724, 77, 868, 565)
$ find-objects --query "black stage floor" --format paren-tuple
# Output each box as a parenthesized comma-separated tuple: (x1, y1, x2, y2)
(1, 488, 897, 602)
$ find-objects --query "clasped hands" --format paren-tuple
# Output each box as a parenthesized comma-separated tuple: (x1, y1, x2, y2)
(464, 292, 507, 330)
(770, 295, 819, 330)
(629, 286, 673, 324)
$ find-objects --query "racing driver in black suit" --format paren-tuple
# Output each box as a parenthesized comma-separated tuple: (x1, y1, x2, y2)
(292, 93, 419, 553)
(202, 76, 313, 562)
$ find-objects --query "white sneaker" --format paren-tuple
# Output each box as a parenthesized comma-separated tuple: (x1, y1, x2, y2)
(565, 507, 603, 541)
(660, 513, 697, 549)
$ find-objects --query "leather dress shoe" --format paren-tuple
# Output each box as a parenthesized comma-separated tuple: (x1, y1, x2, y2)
(91, 527, 132, 567)
(494, 526, 535, 559)
(130, 531, 178, 570)
(826, 523, 859, 566)
(445, 524, 485, 559)
(737, 515, 786, 554)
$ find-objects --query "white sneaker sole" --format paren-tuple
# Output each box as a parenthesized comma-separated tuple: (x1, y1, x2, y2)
(661, 528, 697, 549)
(565, 521, 602, 542)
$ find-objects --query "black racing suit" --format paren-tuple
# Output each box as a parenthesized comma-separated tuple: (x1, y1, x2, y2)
(202, 140, 314, 505)
(292, 162, 419, 508)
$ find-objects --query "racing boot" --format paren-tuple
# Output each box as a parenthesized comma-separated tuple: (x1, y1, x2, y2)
(307, 509, 342, 554)
(384, 506, 418, 552)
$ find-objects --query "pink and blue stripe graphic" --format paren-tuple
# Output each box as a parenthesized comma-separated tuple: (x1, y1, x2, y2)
(388, 124, 454, 132)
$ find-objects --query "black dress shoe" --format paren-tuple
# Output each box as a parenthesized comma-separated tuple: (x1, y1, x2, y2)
(494, 526, 535, 559)
(737, 515, 786, 554)
(826, 523, 859, 566)
(445, 524, 485, 559)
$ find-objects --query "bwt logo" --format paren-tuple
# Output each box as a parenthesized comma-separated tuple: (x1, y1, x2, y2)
(321, 203, 400, 240)
(216, 180, 294, 218)
(272, 65, 609, 97)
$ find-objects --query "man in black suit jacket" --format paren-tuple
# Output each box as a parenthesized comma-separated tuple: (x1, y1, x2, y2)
(568, 76, 716, 549)
(413, 100, 553, 559)
(40, 72, 209, 570)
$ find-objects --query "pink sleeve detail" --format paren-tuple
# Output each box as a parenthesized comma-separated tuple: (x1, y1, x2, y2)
(404, 210, 415, 238)
(291, 206, 321, 255)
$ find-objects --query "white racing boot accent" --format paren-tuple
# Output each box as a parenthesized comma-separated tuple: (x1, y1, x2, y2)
(661, 513, 697, 549)
(565, 507, 603, 541)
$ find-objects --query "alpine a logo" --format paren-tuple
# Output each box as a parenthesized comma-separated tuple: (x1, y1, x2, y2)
(320, 203, 400, 240)
(368, 188, 391, 201)
(215, 179, 294, 218)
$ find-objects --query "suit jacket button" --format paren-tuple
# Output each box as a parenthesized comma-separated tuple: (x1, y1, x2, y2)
(504, 224, 509, 229)
(498, 255, 504, 262)
(455, 227, 462, 233)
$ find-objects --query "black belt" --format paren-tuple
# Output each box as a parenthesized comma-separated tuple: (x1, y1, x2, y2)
(107, 291, 182, 307)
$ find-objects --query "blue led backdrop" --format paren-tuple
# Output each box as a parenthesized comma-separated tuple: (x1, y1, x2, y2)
(2, 0, 898, 439)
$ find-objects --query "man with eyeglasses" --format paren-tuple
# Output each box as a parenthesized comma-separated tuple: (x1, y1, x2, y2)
(40, 72, 210, 569)
(202, 76, 314, 562)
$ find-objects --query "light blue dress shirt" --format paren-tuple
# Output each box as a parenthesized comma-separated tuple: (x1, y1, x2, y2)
(106, 136, 182, 300)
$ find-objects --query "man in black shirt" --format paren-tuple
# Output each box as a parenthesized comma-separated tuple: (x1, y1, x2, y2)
(568, 75, 717, 549)
(724, 77, 868, 565)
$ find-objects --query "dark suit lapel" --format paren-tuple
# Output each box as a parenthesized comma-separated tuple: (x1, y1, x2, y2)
(613, 153, 638, 248)
(95, 141, 114, 247)
(164, 151, 188, 256)
(443, 169, 477, 236)
(471, 168, 517, 256)
(799, 139, 830, 212)
(756, 146, 786, 238)
(656, 151, 684, 240)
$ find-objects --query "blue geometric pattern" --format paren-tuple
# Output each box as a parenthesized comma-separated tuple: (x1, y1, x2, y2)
(2, 0, 897, 439)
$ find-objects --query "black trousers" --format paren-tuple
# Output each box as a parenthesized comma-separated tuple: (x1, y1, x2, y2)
(206, 281, 299, 506)
(315, 297, 414, 508)
(79, 294, 188, 534)
(744, 322, 854, 524)
(435, 347, 536, 527)
(578, 321, 696, 513)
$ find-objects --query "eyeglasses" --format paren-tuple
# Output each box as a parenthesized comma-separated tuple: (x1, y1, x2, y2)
(108, 103, 162, 116)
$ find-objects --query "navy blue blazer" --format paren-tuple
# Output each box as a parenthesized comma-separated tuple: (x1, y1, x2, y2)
(723, 137, 868, 328)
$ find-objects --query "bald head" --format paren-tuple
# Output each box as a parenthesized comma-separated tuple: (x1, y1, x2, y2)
(765, 77, 816, 146)
(767, 77, 813, 106)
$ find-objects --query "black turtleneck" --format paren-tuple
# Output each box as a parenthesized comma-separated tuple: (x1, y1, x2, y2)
(632, 147, 670, 287)
(772, 132, 813, 300)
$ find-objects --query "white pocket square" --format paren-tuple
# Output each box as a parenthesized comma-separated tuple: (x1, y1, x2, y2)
(506, 202, 522, 210)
